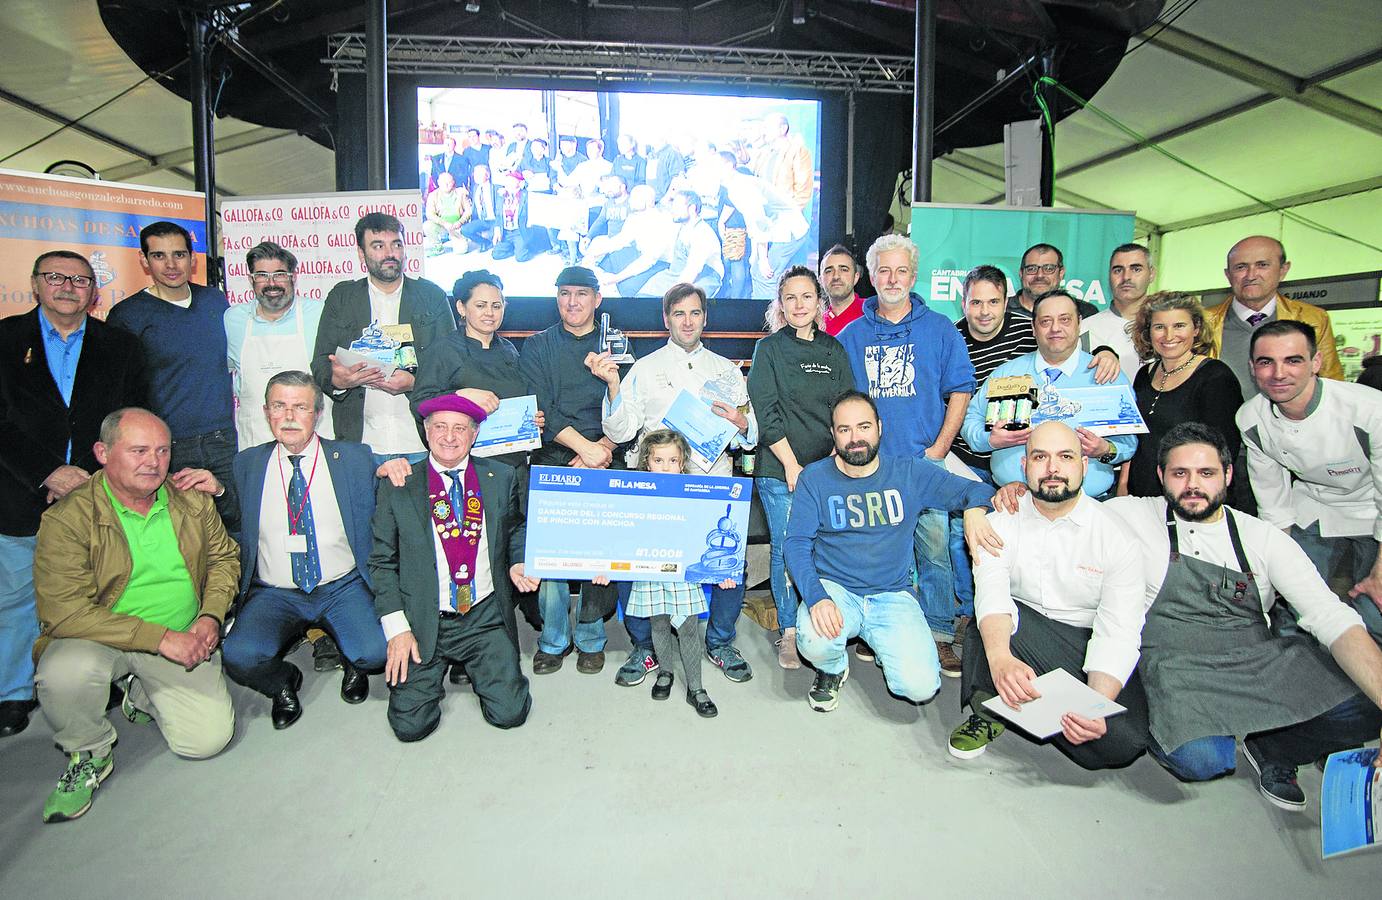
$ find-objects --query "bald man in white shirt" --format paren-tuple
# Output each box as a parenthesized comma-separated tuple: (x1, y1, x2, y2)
(949, 421, 1151, 768)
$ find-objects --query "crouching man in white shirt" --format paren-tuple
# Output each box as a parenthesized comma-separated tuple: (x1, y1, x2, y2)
(948, 421, 1151, 768)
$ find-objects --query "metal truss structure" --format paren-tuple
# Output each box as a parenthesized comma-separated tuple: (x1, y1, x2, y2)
(325, 34, 915, 94)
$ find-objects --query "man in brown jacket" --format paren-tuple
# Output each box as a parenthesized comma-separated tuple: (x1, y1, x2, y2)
(32, 408, 238, 823)
(1203, 235, 1345, 399)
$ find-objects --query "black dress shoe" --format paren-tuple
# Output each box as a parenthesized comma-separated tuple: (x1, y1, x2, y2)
(0, 699, 37, 737)
(271, 666, 304, 730)
(651, 671, 674, 701)
(448, 664, 470, 686)
(340, 662, 369, 704)
(312, 634, 343, 672)
(686, 689, 718, 718)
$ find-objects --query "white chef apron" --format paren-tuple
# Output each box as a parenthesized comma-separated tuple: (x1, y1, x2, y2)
(234, 307, 334, 450)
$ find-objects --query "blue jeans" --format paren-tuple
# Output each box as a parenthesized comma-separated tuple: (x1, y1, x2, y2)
(1288, 523, 1382, 639)
(0, 535, 39, 702)
(1151, 693, 1382, 780)
(913, 457, 958, 638)
(757, 476, 796, 631)
(172, 428, 240, 538)
(223, 572, 387, 696)
(795, 579, 940, 703)
(624, 581, 744, 651)
(371, 451, 429, 469)
(538, 581, 607, 654)
(749, 233, 810, 297)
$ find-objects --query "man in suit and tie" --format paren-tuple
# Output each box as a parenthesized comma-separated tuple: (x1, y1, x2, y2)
(311, 212, 455, 466)
(0, 250, 146, 738)
(430, 134, 472, 190)
(221, 371, 387, 729)
(370, 393, 533, 742)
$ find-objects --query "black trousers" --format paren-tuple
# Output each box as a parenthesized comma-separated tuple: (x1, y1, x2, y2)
(386, 598, 531, 743)
(960, 610, 1151, 770)
(171, 428, 240, 538)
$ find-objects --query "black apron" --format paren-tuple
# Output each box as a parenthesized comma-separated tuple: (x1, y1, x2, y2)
(1138, 507, 1358, 750)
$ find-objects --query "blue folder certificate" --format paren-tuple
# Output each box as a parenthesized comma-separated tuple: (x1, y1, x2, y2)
(1321, 747, 1380, 860)
(524, 466, 752, 583)
(473, 395, 541, 458)
(1029, 384, 1149, 436)
(659, 389, 738, 472)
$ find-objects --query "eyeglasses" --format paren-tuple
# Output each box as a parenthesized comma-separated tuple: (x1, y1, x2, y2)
(37, 272, 94, 289)
(250, 271, 294, 284)
(1021, 263, 1061, 276)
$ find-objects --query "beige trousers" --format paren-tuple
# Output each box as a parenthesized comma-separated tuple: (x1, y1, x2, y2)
(35, 639, 235, 759)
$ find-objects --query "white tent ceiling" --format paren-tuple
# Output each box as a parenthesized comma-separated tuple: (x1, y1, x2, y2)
(0, 0, 1378, 289)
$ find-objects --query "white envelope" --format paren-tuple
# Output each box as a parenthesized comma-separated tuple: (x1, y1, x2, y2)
(981, 668, 1127, 739)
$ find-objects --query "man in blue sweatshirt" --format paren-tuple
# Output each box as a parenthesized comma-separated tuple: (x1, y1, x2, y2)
(786, 391, 1000, 712)
(960, 290, 1136, 497)
(835, 234, 976, 671)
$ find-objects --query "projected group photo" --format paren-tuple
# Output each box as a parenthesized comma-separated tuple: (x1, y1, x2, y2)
(416, 86, 822, 300)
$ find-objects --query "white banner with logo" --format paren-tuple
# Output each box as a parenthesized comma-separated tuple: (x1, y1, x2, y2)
(218, 190, 424, 305)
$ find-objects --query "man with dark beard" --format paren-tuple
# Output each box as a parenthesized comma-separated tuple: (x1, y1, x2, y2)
(948, 421, 1150, 768)
(1104, 422, 1382, 812)
(311, 213, 454, 464)
(785, 391, 1000, 713)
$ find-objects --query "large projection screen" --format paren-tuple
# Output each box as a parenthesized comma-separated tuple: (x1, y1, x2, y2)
(416, 86, 822, 300)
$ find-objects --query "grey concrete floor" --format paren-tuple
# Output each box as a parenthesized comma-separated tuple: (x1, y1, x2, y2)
(1, 604, 1378, 899)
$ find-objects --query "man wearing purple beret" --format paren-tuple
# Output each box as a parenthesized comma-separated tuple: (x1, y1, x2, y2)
(369, 393, 534, 741)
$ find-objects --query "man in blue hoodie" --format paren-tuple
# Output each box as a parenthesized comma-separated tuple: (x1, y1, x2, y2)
(835, 234, 976, 672)
(786, 391, 999, 712)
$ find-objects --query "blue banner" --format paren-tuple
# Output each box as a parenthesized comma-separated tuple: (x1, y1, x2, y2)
(525, 466, 753, 583)
(0, 200, 208, 250)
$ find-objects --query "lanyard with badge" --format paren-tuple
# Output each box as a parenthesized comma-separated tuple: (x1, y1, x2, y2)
(277, 441, 321, 554)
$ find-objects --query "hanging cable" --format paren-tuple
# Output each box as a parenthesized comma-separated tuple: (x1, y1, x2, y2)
(0, 60, 186, 166)
(1037, 75, 1382, 254)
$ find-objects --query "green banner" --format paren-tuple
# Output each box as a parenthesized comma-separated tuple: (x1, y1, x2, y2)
(909, 204, 1136, 321)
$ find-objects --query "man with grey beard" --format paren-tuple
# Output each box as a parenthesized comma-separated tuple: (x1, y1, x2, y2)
(225, 242, 333, 451)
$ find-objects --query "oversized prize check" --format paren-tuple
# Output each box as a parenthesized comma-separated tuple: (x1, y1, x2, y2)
(524, 466, 752, 583)
(1029, 383, 1149, 436)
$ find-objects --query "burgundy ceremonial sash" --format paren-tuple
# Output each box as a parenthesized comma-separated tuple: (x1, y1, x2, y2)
(427, 462, 483, 613)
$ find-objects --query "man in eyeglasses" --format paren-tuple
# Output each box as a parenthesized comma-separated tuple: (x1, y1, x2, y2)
(1007, 243, 1098, 321)
(225, 242, 347, 673)
(224, 242, 333, 452)
(0, 251, 148, 738)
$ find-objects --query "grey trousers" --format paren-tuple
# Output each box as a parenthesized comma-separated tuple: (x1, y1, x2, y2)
(35, 638, 234, 759)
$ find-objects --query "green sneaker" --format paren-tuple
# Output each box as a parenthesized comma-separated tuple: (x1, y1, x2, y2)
(120, 676, 153, 725)
(949, 713, 1005, 760)
(42, 750, 113, 823)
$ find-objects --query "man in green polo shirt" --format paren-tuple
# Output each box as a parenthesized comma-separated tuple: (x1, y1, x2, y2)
(32, 407, 239, 823)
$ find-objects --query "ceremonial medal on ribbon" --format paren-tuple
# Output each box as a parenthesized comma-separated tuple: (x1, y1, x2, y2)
(427, 464, 484, 613)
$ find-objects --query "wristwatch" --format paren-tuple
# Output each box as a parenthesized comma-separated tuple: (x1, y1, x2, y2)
(1097, 443, 1118, 465)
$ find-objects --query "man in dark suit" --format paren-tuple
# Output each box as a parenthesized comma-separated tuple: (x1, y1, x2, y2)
(221, 371, 387, 729)
(370, 393, 533, 742)
(429, 135, 472, 193)
(310, 212, 455, 465)
(0, 250, 146, 737)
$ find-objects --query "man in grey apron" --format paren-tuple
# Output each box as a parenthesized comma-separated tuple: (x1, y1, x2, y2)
(949, 422, 1151, 769)
(1107, 422, 1382, 812)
